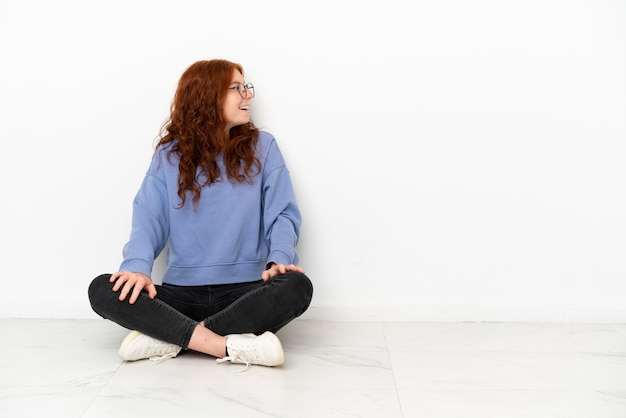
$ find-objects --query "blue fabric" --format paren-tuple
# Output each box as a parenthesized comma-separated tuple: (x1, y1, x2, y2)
(119, 131, 301, 285)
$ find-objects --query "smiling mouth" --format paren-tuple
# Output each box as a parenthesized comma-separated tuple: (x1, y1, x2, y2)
(239, 106, 249, 110)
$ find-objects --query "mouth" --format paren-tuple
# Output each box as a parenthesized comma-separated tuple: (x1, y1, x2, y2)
(239, 105, 249, 111)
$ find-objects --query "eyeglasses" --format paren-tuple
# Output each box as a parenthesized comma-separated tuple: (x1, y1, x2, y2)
(229, 82, 255, 99)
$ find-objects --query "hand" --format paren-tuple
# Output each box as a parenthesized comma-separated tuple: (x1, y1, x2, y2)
(110, 271, 157, 304)
(261, 263, 305, 282)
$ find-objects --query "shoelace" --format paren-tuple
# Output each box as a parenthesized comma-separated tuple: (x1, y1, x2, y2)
(138, 338, 180, 363)
(149, 351, 178, 363)
(216, 351, 253, 372)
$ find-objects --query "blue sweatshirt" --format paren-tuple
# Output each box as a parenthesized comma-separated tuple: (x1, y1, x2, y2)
(119, 130, 301, 286)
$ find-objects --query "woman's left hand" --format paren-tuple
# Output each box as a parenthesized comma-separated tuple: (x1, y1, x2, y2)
(261, 263, 305, 282)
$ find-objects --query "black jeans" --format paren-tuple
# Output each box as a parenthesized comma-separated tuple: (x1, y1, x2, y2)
(88, 272, 313, 349)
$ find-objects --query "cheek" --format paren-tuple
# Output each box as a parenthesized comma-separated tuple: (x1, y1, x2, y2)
(221, 102, 235, 119)
(225, 107, 240, 123)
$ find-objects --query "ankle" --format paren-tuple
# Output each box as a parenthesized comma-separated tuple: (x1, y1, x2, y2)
(188, 324, 228, 358)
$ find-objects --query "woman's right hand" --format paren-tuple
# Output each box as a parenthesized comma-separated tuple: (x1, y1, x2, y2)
(110, 271, 157, 304)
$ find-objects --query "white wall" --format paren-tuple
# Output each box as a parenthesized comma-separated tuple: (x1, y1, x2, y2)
(1, 0, 624, 322)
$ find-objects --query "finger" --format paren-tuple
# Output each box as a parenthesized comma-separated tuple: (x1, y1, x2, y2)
(147, 283, 157, 299)
(129, 284, 143, 304)
(283, 264, 305, 274)
(118, 280, 134, 301)
(262, 269, 274, 281)
(111, 275, 127, 292)
(110, 272, 123, 283)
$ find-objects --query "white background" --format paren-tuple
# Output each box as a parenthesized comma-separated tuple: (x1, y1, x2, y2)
(0, 0, 624, 321)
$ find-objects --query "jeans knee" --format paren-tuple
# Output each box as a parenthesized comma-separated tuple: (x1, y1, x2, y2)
(284, 271, 313, 308)
(88, 274, 114, 314)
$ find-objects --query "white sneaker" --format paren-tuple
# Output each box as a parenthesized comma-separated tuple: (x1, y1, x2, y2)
(216, 331, 284, 370)
(118, 330, 182, 362)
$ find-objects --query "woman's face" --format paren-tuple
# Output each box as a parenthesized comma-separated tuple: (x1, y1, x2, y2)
(222, 70, 253, 131)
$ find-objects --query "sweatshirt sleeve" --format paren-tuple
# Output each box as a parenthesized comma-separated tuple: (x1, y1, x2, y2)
(262, 136, 302, 267)
(119, 153, 170, 277)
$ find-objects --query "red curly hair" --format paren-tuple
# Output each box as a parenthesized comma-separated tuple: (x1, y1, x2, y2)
(157, 59, 261, 208)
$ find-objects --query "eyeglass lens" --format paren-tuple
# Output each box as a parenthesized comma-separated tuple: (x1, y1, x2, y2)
(239, 83, 254, 98)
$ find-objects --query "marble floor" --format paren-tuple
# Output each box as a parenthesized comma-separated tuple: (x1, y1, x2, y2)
(1, 318, 626, 417)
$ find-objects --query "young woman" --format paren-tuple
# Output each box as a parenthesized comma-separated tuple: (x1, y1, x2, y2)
(88, 59, 313, 368)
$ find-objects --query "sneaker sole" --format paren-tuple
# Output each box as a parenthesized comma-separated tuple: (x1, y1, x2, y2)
(118, 330, 142, 360)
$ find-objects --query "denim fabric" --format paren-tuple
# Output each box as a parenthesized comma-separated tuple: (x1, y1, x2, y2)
(88, 272, 313, 349)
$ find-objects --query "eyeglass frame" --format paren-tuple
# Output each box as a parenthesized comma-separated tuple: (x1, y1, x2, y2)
(229, 82, 255, 99)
